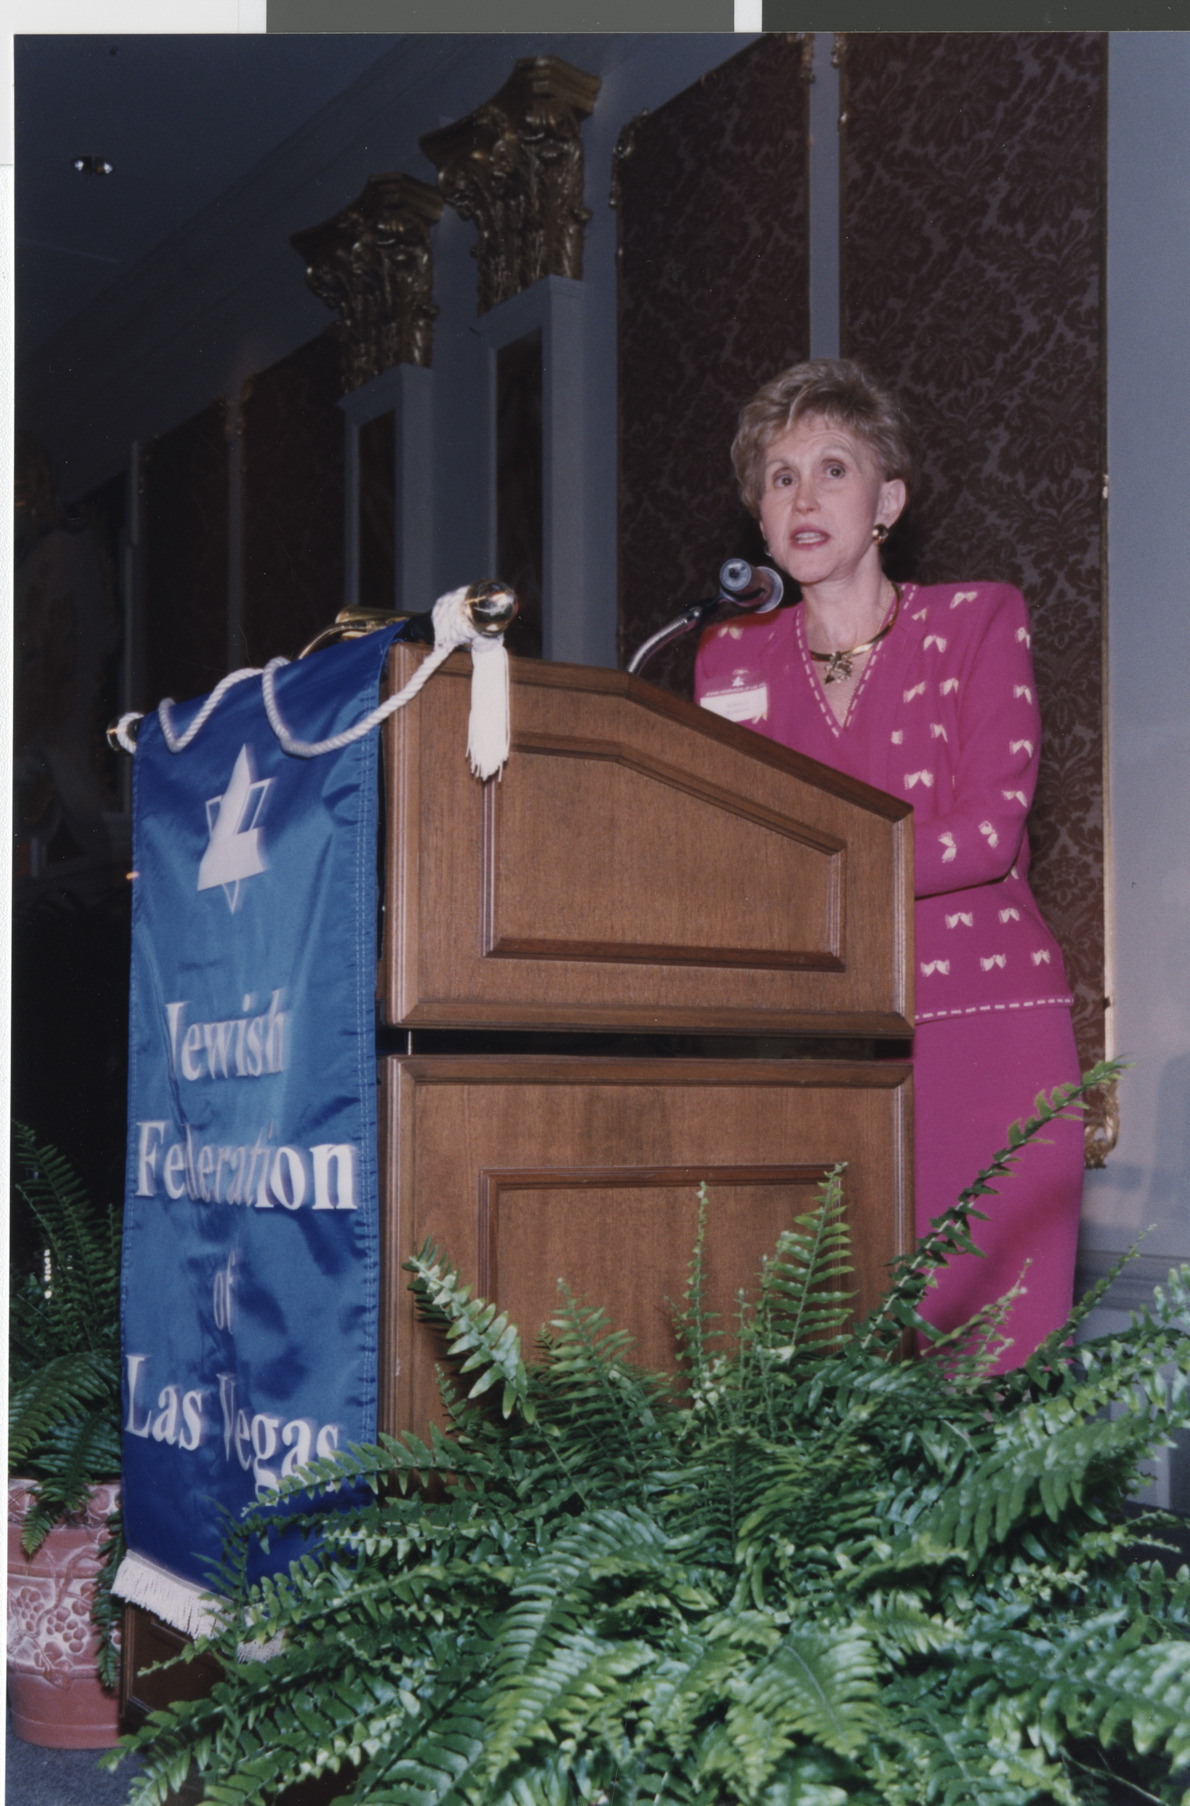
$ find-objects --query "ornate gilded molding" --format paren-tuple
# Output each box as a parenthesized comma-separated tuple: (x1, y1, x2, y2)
(291, 174, 445, 392)
(1084, 1075, 1120, 1170)
(420, 56, 601, 315)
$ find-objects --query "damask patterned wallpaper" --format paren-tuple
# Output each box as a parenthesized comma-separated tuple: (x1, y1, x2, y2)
(141, 399, 231, 710)
(616, 33, 812, 697)
(241, 330, 346, 667)
(839, 32, 1108, 1116)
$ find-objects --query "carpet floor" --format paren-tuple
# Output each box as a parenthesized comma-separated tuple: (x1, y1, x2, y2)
(5, 1716, 144, 1806)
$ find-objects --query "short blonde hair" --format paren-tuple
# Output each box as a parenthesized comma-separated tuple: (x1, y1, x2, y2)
(732, 358, 917, 516)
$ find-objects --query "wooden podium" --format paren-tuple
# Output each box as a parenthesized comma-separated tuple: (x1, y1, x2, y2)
(377, 647, 915, 1436)
(123, 648, 914, 1738)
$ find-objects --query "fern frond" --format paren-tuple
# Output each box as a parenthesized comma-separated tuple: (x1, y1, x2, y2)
(9, 1350, 121, 1470)
(670, 1183, 723, 1409)
(875, 1682, 1082, 1806)
(916, 1267, 1030, 1384)
(753, 1751, 858, 1805)
(92, 1503, 127, 1691)
(533, 1288, 672, 1507)
(859, 1061, 1126, 1357)
(753, 1165, 856, 1367)
(900, 1409, 1165, 1569)
(366, 1704, 487, 1803)
(1024, 1235, 1153, 1384)
(404, 1241, 533, 1422)
(1072, 1638, 1190, 1769)
(10, 1123, 121, 1358)
(854, 1589, 959, 1659)
(731, 1625, 884, 1760)
(19, 1408, 123, 1547)
(485, 1630, 654, 1778)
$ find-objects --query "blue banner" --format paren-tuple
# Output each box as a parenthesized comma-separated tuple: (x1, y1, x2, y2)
(120, 630, 399, 1605)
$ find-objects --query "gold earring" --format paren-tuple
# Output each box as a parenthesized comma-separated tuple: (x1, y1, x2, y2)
(873, 522, 890, 545)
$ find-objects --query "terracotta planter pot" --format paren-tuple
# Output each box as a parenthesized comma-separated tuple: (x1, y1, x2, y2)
(7, 1475, 121, 1748)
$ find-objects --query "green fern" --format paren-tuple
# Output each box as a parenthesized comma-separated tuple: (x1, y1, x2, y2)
(754, 1167, 856, 1360)
(405, 1238, 534, 1422)
(9, 1123, 126, 1687)
(108, 1060, 1190, 1805)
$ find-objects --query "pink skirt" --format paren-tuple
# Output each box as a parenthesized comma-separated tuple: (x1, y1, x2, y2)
(911, 1007, 1084, 1371)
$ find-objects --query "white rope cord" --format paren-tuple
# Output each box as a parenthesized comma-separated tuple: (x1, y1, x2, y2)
(113, 663, 265, 752)
(158, 664, 265, 752)
(259, 588, 482, 759)
(112, 711, 147, 755)
(259, 640, 453, 757)
(118, 587, 511, 779)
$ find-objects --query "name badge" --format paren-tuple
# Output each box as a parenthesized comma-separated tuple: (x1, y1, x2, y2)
(699, 684, 768, 725)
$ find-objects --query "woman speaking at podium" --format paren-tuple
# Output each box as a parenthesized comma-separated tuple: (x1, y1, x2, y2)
(695, 358, 1082, 1370)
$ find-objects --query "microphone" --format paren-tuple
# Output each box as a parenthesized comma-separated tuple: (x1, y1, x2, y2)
(718, 559, 784, 613)
(626, 558, 786, 677)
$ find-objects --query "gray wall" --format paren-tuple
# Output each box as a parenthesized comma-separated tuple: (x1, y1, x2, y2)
(1071, 33, 1190, 1510)
(1081, 32, 1190, 1273)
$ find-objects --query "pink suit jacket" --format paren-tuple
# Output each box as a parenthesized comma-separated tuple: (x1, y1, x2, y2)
(695, 580, 1073, 1026)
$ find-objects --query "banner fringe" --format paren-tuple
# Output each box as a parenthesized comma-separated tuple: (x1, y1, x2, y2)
(236, 1631, 287, 1664)
(113, 1552, 223, 1640)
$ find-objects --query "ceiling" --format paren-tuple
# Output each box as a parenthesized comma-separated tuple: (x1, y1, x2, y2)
(14, 33, 405, 358)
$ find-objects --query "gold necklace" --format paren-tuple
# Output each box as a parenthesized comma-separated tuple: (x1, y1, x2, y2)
(808, 583, 903, 684)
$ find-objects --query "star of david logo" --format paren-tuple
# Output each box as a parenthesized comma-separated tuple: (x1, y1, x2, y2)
(197, 744, 272, 913)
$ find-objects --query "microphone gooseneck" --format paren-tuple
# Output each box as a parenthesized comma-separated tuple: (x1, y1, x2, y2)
(625, 560, 785, 678)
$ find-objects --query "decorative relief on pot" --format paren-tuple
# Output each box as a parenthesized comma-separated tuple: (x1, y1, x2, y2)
(420, 56, 601, 314)
(7, 1477, 121, 1748)
(291, 173, 445, 391)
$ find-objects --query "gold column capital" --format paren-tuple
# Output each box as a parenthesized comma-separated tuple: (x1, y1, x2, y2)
(420, 55, 601, 315)
(291, 173, 445, 392)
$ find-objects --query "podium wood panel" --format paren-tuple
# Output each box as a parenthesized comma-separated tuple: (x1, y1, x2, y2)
(379, 1054, 912, 1438)
(382, 650, 913, 1036)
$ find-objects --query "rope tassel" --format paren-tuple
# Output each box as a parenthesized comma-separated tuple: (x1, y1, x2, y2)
(466, 631, 512, 780)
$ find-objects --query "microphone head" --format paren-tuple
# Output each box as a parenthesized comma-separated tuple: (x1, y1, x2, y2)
(718, 559, 784, 614)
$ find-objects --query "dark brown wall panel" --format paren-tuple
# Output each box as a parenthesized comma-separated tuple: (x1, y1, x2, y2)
(240, 331, 345, 666)
(140, 400, 229, 709)
(617, 33, 812, 697)
(840, 32, 1107, 1091)
(496, 331, 544, 661)
(358, 407, 396, 615)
